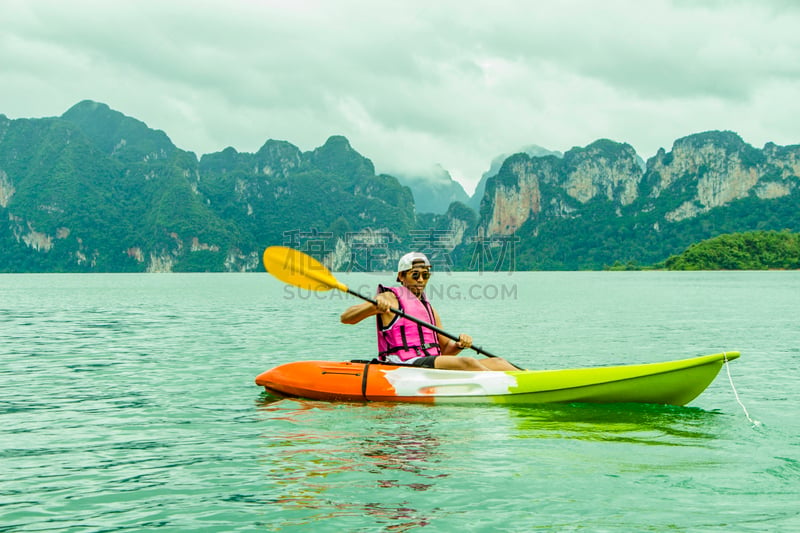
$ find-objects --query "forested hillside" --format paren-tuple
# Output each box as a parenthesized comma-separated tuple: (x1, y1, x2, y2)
(1, 101, 799, 272)
(662, 231, 800, 270)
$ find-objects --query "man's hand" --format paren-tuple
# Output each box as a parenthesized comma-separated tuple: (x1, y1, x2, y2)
(457, 334, 472, 349)
(375, 293, 393, 313)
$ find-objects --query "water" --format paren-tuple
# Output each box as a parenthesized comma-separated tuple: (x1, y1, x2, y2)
(1, 272, 798, 531)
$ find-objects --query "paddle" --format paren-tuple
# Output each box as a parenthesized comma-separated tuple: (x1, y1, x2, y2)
(263, 246, 518, 366)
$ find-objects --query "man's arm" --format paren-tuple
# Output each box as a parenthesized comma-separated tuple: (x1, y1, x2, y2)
(340, 291, 397, 324)
(340, 301, 378, 324)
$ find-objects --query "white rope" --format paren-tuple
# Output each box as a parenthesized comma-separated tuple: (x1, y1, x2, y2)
(723, 352, 760, 427)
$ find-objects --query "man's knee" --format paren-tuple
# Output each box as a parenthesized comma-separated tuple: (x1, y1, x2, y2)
(457, 357, 485, 370)
(435, 356, 481, 371)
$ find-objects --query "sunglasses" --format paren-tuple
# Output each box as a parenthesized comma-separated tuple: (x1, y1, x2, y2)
(407, 270, 431, 281)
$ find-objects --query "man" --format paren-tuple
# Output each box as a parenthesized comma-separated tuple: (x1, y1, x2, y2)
(340, 252, 517, 371)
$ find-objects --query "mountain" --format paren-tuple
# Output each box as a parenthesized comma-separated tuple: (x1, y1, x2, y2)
(0, 101, 414, 272)
(466, 132, 800, 270)
(468, 145, 564, 212)
(197, 135, 416, 271)
(1, 102, 799, 272)
(393, 164, 469, 214)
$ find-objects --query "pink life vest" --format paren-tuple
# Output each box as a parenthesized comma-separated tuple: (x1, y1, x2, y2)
(376, 285, 441, 362)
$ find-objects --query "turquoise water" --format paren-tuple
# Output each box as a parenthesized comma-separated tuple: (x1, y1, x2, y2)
(1, 272, 798, 531)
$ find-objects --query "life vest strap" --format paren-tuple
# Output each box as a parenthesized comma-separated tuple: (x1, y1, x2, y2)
(378, 342, 441, 359)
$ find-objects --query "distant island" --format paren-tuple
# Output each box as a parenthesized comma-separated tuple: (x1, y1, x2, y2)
(607, 231, 800, 270)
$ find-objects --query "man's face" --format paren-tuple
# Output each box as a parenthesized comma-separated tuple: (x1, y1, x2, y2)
(400, 262, 431, 297)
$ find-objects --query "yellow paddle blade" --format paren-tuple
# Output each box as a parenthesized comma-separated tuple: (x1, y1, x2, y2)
(262, 246, 348, 293)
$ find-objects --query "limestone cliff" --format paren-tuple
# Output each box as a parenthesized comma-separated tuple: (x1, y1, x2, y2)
(645, 131, 788, 221)
(479, 139, 642, 238)
(472, 130, 800, 269)
(562, 140, 642, 206)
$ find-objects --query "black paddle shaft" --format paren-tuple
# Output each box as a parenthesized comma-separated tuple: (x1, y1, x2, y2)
(346, 288, 502, 360)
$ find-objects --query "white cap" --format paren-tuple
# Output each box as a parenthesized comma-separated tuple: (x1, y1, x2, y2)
(397, 252, 431, 273)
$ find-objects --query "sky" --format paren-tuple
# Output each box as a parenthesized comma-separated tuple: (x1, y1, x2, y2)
(2, 0, 799, 195)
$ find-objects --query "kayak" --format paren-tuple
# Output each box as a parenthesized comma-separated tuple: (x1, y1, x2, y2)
(255, 351, 740, 406)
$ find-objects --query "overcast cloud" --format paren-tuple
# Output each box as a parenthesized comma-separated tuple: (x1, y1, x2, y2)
(2, 0, 799, 193)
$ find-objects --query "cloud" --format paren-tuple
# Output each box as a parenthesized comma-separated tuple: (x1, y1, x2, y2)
(1, 0, 799, 193)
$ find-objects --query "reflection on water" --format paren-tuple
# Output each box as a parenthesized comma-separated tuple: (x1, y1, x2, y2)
(253, 395, 735, 530)
(507, 402, 724, 446)
(255, 398, 444, 530)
